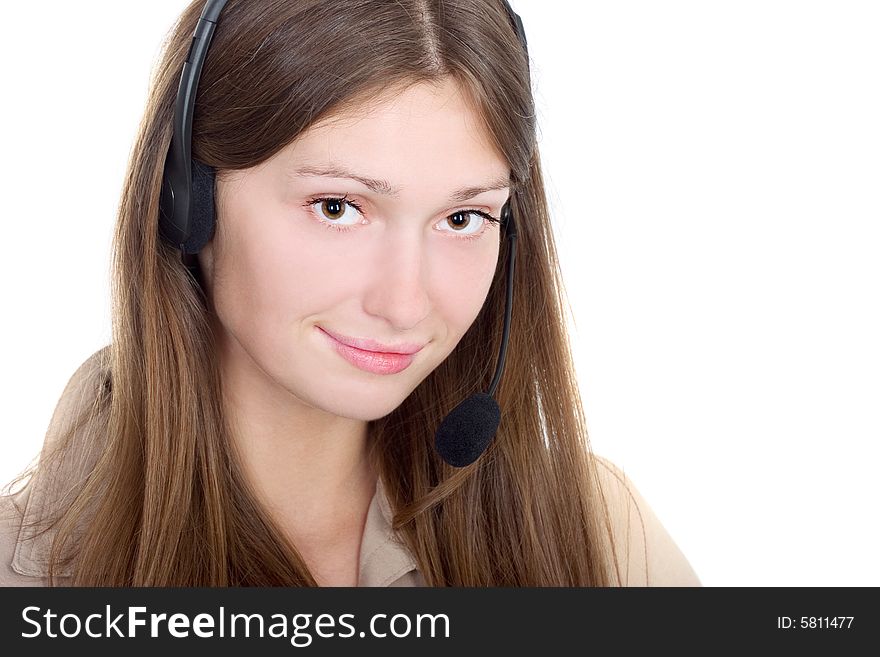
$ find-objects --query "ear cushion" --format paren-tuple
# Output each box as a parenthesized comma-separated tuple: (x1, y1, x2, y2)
(183, 158, 217, 254)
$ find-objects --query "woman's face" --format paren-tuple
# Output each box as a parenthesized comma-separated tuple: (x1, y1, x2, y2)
(199, 77, 510, 421)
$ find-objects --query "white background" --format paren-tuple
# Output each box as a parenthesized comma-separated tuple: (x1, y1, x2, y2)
(1, 1, 877, 586)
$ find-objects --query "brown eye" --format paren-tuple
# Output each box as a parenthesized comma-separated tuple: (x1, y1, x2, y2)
(438, 210, 495, 239)
(321, 199, 346, 221)
(447, 211, 473, 231)
(306, 196, 363, 230)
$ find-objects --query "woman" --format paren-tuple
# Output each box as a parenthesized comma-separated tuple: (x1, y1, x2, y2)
(0, 0, 700, 586)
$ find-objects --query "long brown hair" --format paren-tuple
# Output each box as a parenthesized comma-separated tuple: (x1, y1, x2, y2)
(13, 0, 623, 586)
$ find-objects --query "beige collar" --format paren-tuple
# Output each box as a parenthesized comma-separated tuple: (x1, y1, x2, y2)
(356, 477, 420, 586)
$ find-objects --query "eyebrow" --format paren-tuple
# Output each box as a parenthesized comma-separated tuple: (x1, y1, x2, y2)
(290, 164, 511, 203)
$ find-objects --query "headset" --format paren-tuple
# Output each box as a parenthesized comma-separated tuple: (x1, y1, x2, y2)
(159, 0, 531, 468)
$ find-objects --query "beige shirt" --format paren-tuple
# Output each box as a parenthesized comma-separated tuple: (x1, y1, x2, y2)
(0, 347, 700, 587)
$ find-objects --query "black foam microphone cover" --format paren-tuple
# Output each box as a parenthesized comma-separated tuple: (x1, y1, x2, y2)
(434, 392, 501, 468)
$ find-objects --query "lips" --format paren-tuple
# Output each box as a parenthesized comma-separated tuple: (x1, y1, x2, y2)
(317, 326, 420, 375)
(317, 326, 425, 355)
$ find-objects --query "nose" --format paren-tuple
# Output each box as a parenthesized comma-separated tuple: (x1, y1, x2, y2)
(362, 229, 431, 330)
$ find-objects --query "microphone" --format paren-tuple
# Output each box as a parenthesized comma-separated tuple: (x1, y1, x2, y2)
(434, 199, 518, 467)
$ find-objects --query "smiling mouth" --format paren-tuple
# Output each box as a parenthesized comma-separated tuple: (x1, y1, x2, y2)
(317, 326, 418, 375)
(316, 326, 426, 355)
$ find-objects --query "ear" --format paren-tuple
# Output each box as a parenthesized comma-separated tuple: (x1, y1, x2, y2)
(196, 241, 214, 291)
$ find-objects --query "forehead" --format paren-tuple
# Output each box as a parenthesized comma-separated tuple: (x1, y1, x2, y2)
(280, 78, 508, 177)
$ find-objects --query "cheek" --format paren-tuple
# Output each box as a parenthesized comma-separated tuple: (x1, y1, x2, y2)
(432, 240, 502, 341)
(209, 203, 345, 359)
